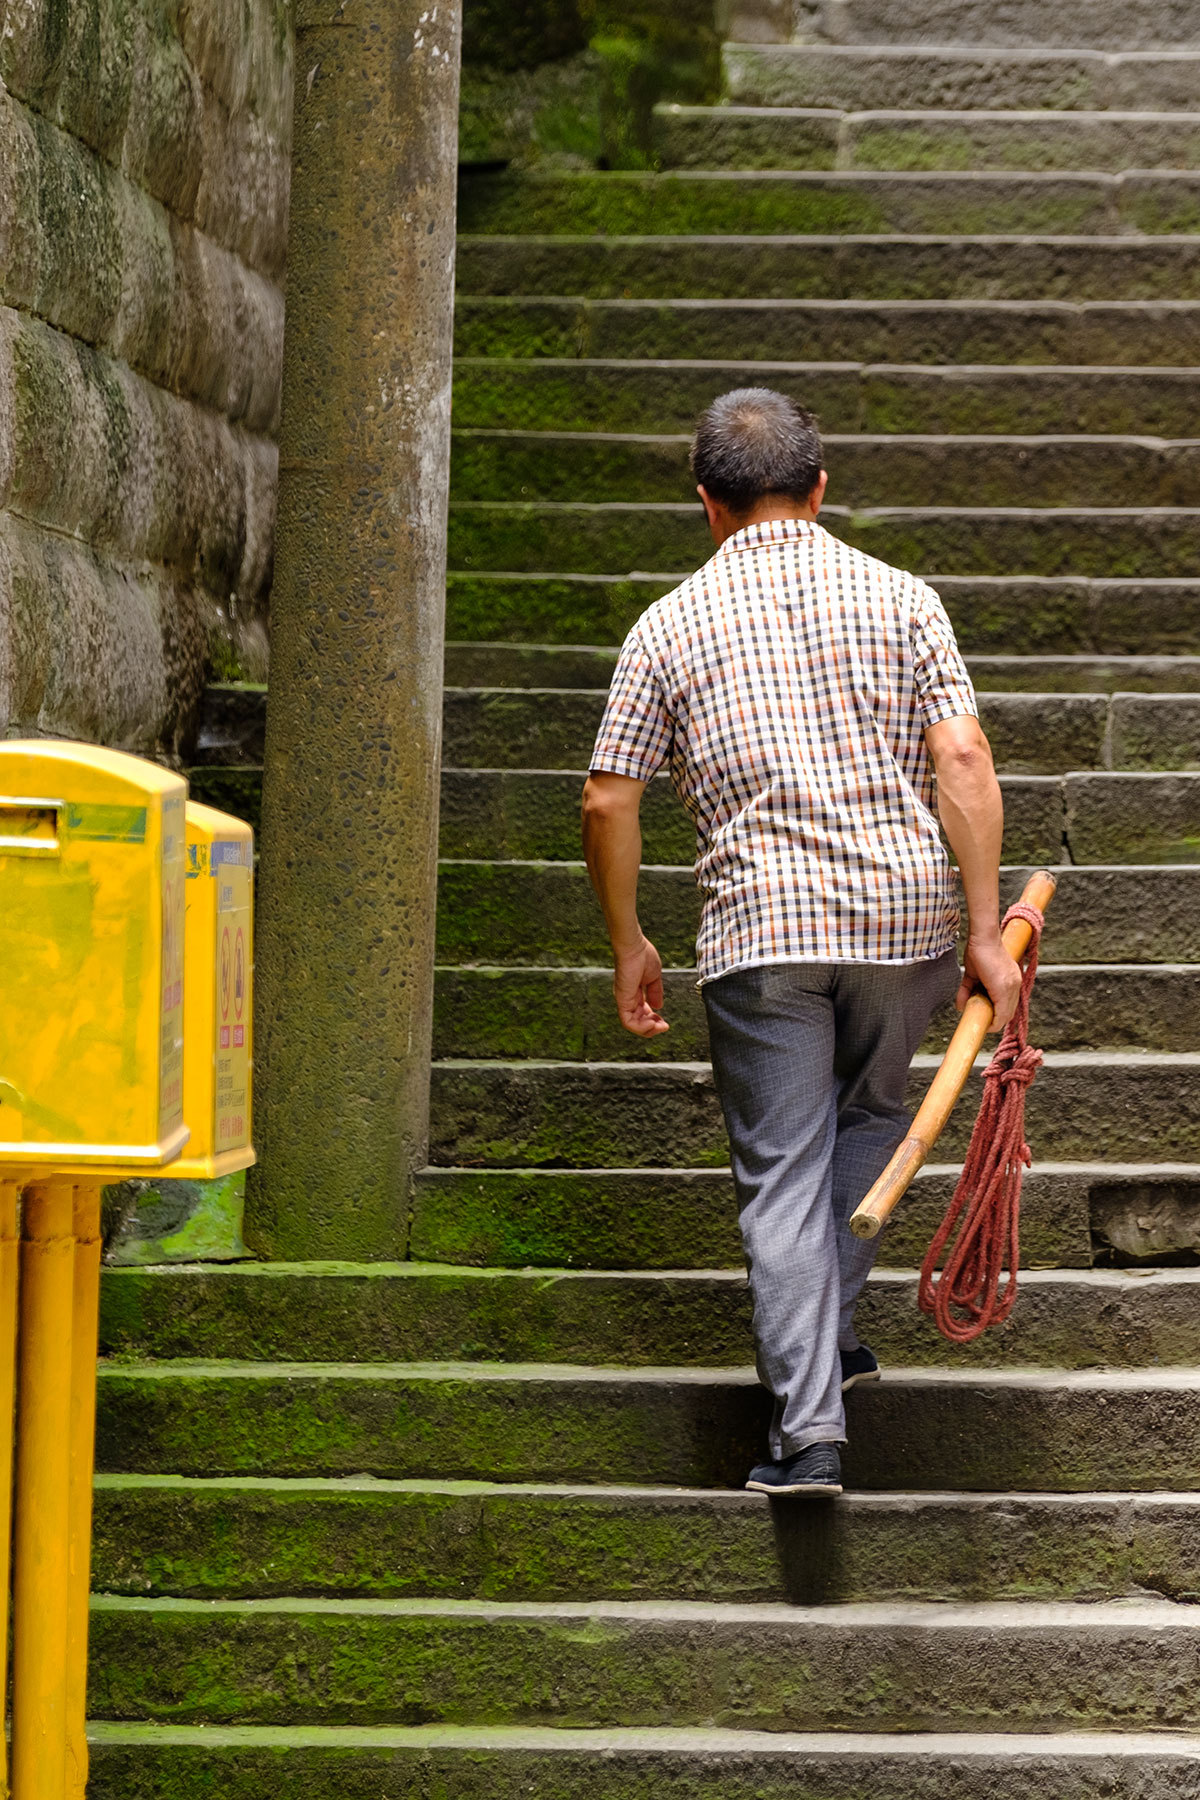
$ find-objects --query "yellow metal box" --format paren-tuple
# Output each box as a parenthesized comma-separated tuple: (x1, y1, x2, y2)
(0, 742, 189, 1174)
(161, 802, 255, 1181)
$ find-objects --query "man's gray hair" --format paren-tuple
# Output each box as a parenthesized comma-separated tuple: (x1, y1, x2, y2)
(690, 388, 823, 513)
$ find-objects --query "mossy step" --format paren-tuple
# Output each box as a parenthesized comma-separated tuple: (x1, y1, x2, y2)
(655, 105, 1200, 173)
(458, 169, 1200, 240)
(444, 575, 1200, 654)
(456, 234, 1200, 301)
(798, 0, 1200, 51)
(83, 1594, 1200, 1732)
(724, 43, 1200, 113)
(443, 687, 1119, 774)
(443, 645, 1200, 695)
(451, 430, 1200, 510)
(429, 1053, 1200, 1170)
(432, 963, 1200, 1060)
(79, 1722, 1200, 1800)
(91, 1359, 1200, 1487)
(436, 768, 1200, 866)
(414, 1158, 1180, 1272)
(434, 862, 1200, 970)
(96, 1265, 1200, 1373)
(454, 356, 1200, 438)
(89, 1474, 1200, 1605)
(189, 765, 1066, 864)
(448, 500, 1200, 580)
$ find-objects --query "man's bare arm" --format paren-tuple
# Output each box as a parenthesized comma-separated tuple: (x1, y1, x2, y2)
(925, 714, 1022, 1032)
(581, 772, 669, 1039)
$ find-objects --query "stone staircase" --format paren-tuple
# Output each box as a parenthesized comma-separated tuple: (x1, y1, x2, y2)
(88, 6, 1200, 1793)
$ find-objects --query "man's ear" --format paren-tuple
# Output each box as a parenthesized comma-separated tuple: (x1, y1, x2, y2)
(810, 470, 829, 516)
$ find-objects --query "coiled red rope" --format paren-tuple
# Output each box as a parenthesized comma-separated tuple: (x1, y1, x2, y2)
(917, 901, 1045, 1344)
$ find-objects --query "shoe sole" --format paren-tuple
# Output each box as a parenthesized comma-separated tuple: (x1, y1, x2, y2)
(841, 1367, 881, 1392)
(745, 1479, 844, 1497)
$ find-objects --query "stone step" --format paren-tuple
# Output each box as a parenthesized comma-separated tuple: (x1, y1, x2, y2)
(186, 763, 1086, 865)
(457, 234, 1200, 303)
(89, 1474, 1200, 1605)
(448, 501, 1200, 580)
(456, 333, 1200, 396)
(96, 1265, 1200, 1372)
(444, 645, 1200, 694)
(655, 105, 1200, 173)
(444, 574, 1200, 655)
(444, 688, 1149, 775)
(435, 863, 1200, 970)
(412, 1161, 1199, 1271)
(452, 431, 1200, 511)
(194, 660, 1200, 771)
(437, 768, 1200, 866)
(797, 0, 1200, 51)
(432, 964, 1200, 1059)
(92, 1359, 1200, 1488)
(83, 1594, 1200, 1732)
(79, 1724, 1200, 1800)
(724, 43, 1200, 113)
(458, 169, 1200, 241)
(429, 1053, 1200, 1170)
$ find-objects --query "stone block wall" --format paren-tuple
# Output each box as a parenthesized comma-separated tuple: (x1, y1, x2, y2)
(0, 0, 291, 759)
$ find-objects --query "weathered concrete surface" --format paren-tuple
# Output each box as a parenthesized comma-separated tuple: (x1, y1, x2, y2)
(91, 1360, 1200, 1487)
(807, 0, 1200, 51)
(87, 1476, 1200, 1604)
(83, 1594, 1200, 1730)
(96, 1264, 1200, 1371)
(246, 0, 462, 1258)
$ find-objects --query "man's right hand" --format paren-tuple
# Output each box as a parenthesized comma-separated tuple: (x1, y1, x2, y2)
(613, 936, 670, 1038)
(957, 934, 1023, 1033)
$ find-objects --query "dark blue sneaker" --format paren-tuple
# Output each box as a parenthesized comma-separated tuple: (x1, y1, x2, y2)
(840, 1344, 880, 1391)
(745, 1442, 843, 1496)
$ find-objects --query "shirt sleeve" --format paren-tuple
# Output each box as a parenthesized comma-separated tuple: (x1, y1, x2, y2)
(909, 583, 978, 729)
(589, 627, 674, 781)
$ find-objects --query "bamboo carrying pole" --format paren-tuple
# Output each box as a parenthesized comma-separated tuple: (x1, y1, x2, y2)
(65, 1184, 102, 1800)
(848, 869, 1058, 1241)
(0, 1181, 20, 1799)
(11, 1182, 77, 1800)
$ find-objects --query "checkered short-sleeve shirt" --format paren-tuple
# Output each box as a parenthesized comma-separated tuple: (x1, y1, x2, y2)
(589, 517, 978, 984)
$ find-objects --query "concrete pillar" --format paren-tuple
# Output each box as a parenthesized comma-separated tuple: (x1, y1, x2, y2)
(245, 0, 462, 1259)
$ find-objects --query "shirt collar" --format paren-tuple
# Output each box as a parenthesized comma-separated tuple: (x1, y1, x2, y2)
(717, 516, 817, 558)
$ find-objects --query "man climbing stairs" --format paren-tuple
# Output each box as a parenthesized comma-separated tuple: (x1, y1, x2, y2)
(88, 3, 1200, 1791)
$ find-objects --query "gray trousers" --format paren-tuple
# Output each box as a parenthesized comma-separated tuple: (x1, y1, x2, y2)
(702, 951, 959, 1460)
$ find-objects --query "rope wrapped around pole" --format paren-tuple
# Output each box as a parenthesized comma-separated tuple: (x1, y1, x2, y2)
(917, 900, 1045, 1343)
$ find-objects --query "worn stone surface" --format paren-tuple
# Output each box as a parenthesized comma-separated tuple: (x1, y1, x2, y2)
(409, 1160, 1096, 1269)
(724, 44, 1200, 113)
(96, 1264, 1200, 1371)
(456, 234, 1200, 301)
(656, 104, 1200, 173)
(91, 1361, 1200, 1489)
(78, 1727, 1200, 1800)
(246, 0, 462, 1259)
(809, 0, 1200, 51)
(88, 1477, 1200, 1604)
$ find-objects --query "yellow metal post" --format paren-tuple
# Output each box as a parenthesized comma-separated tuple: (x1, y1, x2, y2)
(12, 1182, 76, 1800)
(0, 1180, 21, 1799)
(65, 1185, 101, 1800)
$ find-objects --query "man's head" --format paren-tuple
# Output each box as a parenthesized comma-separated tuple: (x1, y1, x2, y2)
(690, 388, 827, 545)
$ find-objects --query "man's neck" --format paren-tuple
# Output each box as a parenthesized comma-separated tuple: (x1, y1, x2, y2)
(714, 498, 819, 548)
